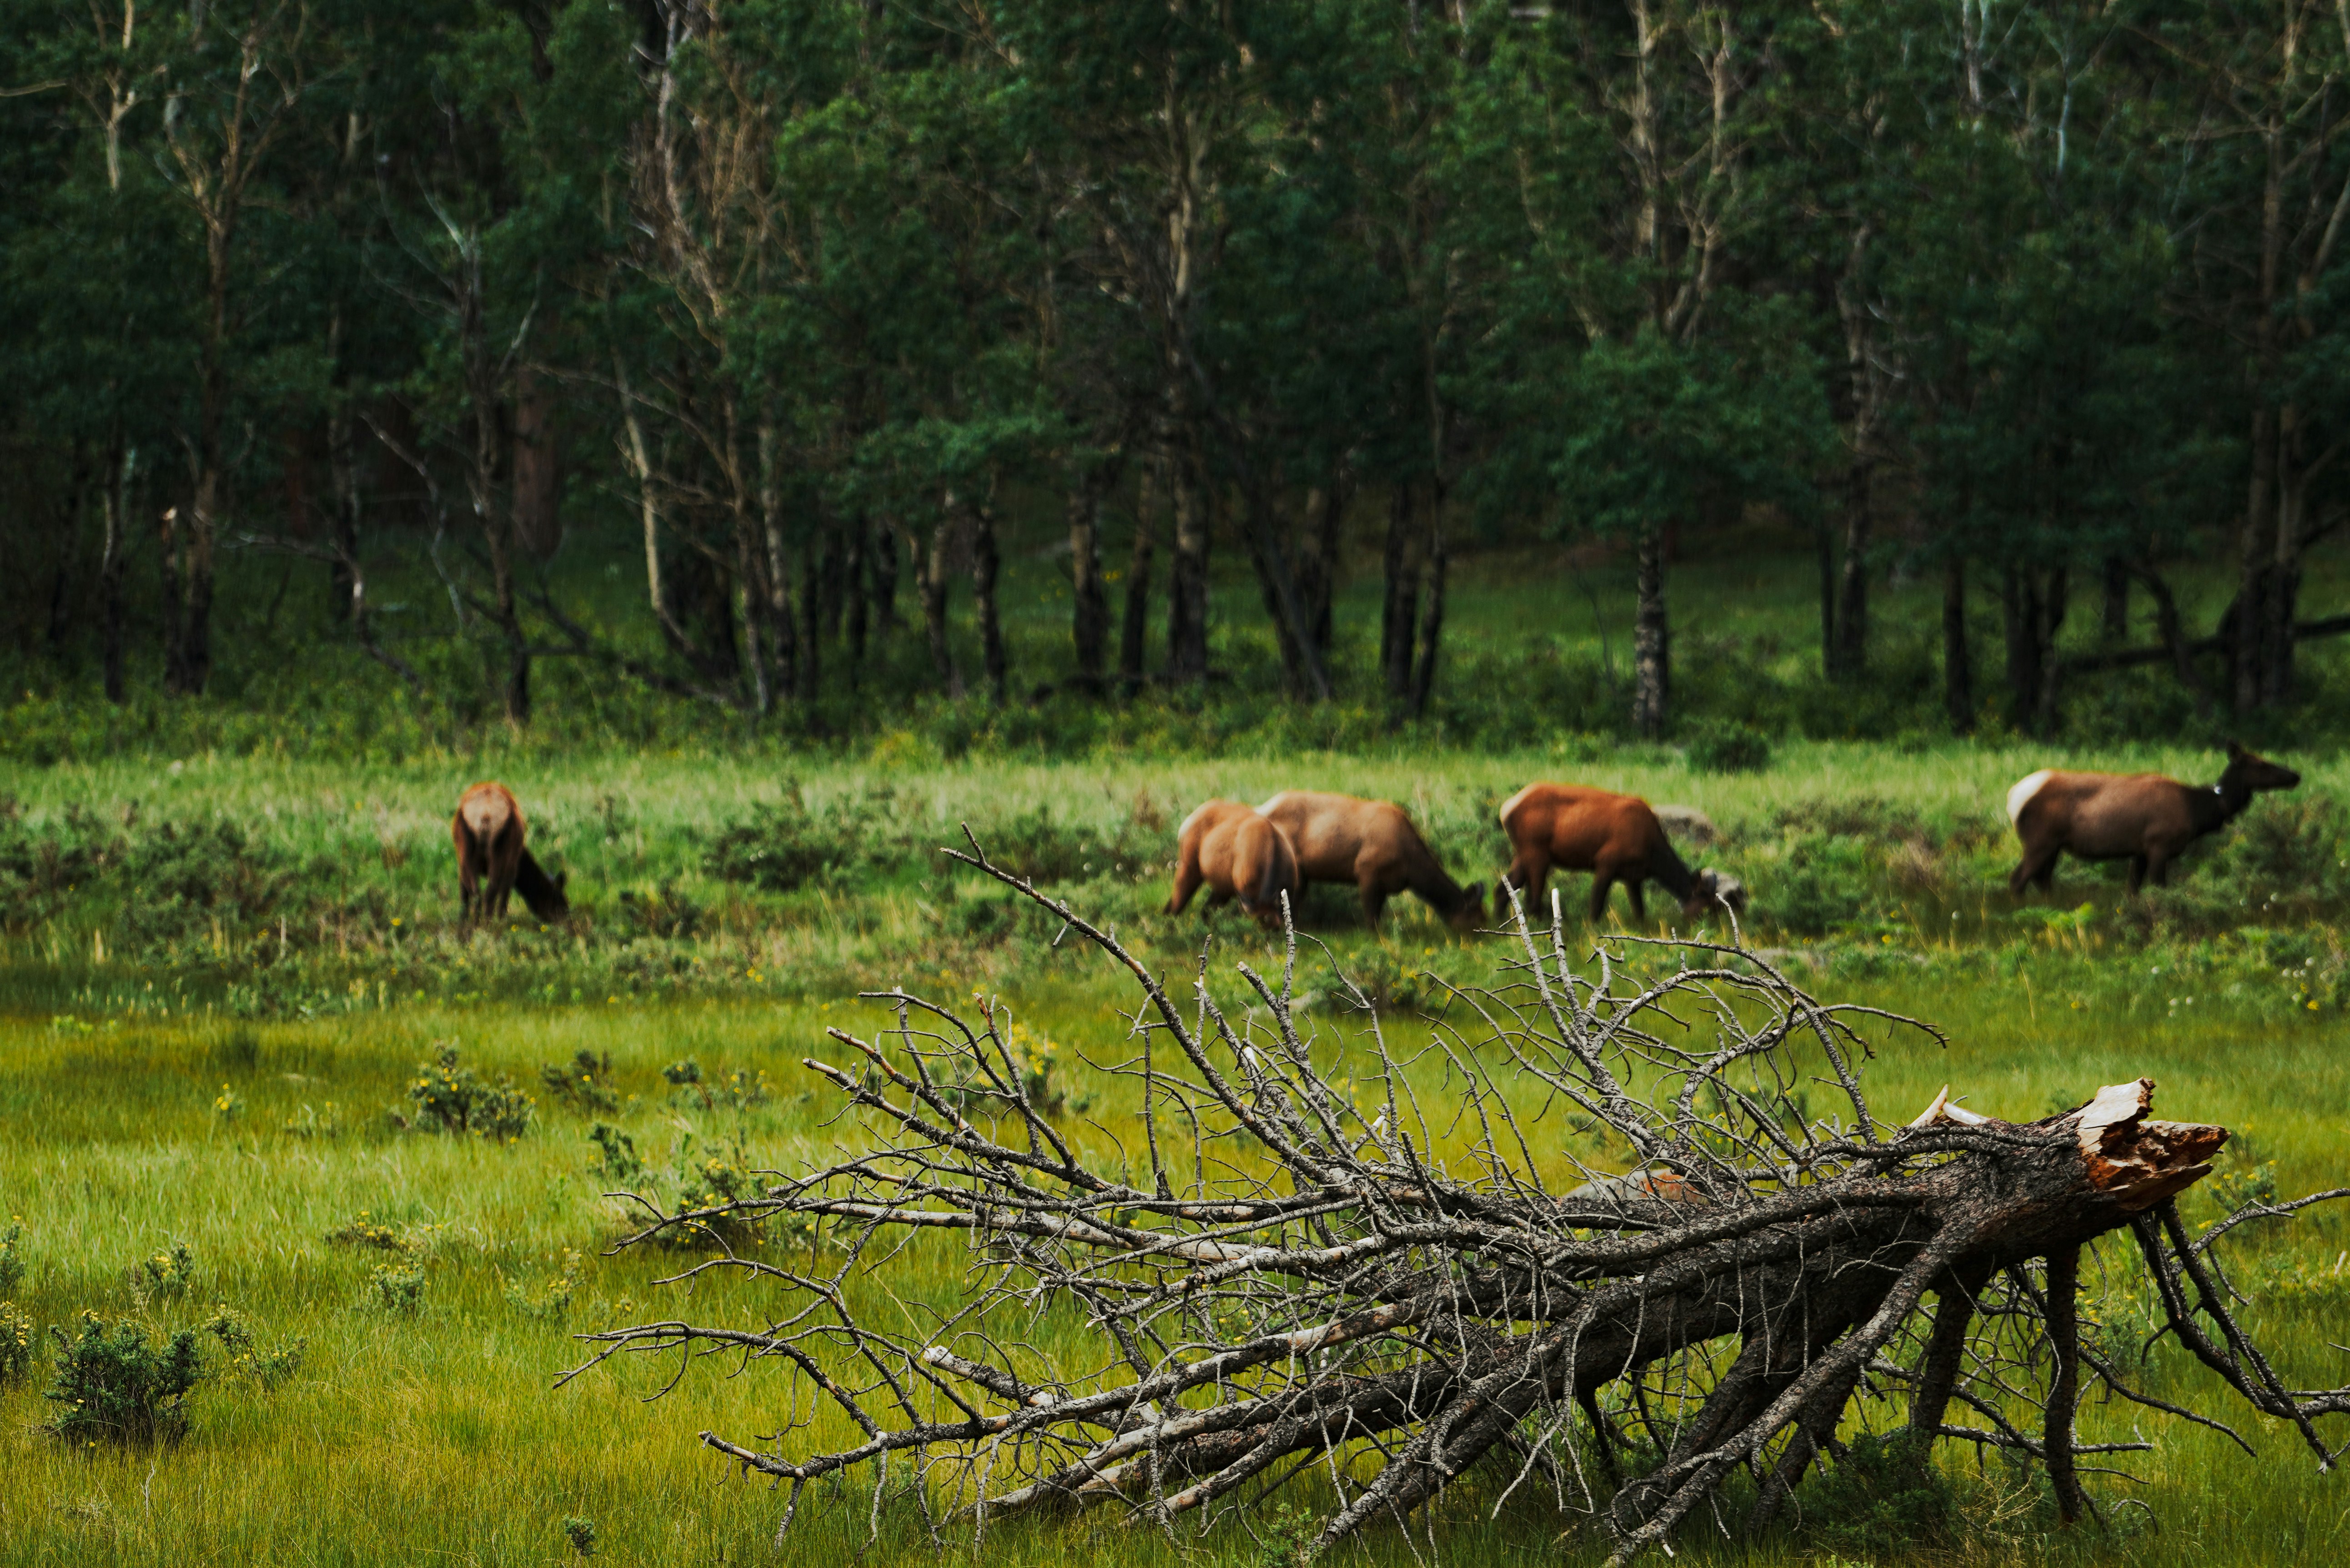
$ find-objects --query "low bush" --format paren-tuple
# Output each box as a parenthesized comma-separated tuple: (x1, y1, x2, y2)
(0, 1220, 25, 1296)
(132, 1242, 196, 1305)
(202, 1304, 305, 1391)
(503, 1250, 585, 1321)
(1802, 1428, 1955, 1556)
(398, 1045, 535, 1142)
(45, 1313, 206, 1445)
(541, 1050, 619, 1113)
(0, 1302, 33, 1385)
(1685, 719, 1774, 774)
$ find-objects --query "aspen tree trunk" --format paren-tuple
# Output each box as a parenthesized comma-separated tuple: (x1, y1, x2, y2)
(870, 515, 901, 634)
(971, 490, 1006, 704)
(2100, 558, 2129, 642)
(1833, 469, 1870, 680)
(1381, 484, 1419, 703)
(1632, 521, 1669, 739)
(1120, 458, 1159, 690)
(757, 420, 797, 699)
(796, 526, 823, 702)
(1165, 440, 1211, 683)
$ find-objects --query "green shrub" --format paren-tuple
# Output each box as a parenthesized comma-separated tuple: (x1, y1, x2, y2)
(703, 787, 903, 891)
(0, 1220, 24, 1297)
(1802, 1429, 1954, 1556)
(202, 1304, 305, 1391)
(503, 1250, 585, 1321)
(133, 1242, 196, 1304)
(1685, 719, 1773, 774)
(1762, 834, 1878, 937)
(364, 1258, 427, 1315)
(402, 1045, 535, 1142)
(45, 1313, 206, 1445)
(588, 1123, 644, 1182)
(0, 1302, 34, 1385)
(540, 1050, 619, 1113)
(561, 1516, 598, 1556)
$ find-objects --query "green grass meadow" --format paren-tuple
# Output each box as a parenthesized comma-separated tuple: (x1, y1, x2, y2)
(5, 740, 2350, 1565)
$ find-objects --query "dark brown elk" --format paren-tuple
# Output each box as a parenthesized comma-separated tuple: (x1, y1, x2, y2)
(452, 782, 569, 922)
(1165, 800, 1300, 927)
(2005, 741, 2301, 897)
(1257, 790, 1482, 931)
(1493, 782, 1744, 925)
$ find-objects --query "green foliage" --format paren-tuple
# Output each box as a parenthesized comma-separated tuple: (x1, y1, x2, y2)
(203, 1304, 305, 1392)
(1802, 1429, 1955, 1557)
(541, 1050, 619, 1113)
(364, 1258, 429, 1316)
(560, 1516, 599, 1556)
(503, 1250, 586, 1321)
(402, 1045, 536, 1142)
(133, 1242, 196, 1305)
(1685, 719, 1774, 774)
(587, 1123, 644, 1183)
(45, 1313, 206, 1446)
(0, 1219, 25, 1297)
(0, 1301, 34, 1386)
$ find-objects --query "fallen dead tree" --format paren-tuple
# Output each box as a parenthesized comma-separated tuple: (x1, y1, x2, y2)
(567, 841, 2350, 1562)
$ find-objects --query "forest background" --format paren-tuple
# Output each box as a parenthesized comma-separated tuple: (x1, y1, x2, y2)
(5, 0, 2350, 756)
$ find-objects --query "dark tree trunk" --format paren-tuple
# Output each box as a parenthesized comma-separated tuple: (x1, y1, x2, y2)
(2133, 564, 2216, 721)
(1295, 462, 1346, 664)
(796, 529, 823, 702)
(870, 514, 901, 634)
(970, 490, 1006, 704)
(846, 514, 869, 667)
(100, 444, 133, 704)
(158, 503, 187, 693)
(2001, 565, 2036, 731)
(1942, 555, 1973, 734)
(1068, 465, 1109, 687)
(1410, 489, 1446, 719)
(1832, 464, 1869, 680)
(1240, 474, 1329, 701)
(1120, 458, 1159, 690)
(1817, 516, 1838, 679)
(512, 366, 562, 558)
(1165, 441, 1211, 684)
(819, 517, 846, 646)
(1632, 520, 1669, 739)
(1381, 483, 1419, 704)
(923, 504, 963, 699)
(2033, 567, 2068, 738)
(2101, 557, 2129, 643)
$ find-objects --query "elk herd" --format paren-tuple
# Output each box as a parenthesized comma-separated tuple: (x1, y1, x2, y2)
(450, 741, 2304, 935)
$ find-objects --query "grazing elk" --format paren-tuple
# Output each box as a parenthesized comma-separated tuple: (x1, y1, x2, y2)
(2005, 741, 2301, 897)
(1257, 790, 1482, 931)
(1166, 800, 1300, 927)
(452, 782, 569, 922)
(1493, 782, 1744, 925)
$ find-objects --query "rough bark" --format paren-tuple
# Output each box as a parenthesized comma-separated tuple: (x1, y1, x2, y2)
(1295, 462, 1346, 662)
(574, 872, 2350, 1566)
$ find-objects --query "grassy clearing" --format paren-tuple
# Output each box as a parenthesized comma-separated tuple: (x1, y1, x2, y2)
(4, 740, 2350, 1563)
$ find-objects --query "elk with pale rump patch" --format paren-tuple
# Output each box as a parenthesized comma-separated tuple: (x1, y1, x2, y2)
(2004, 741, 2300, 897)
(1165, 800, 1300, 927)
(1492, 782, 1743, 925)
(1257, 790, 1483, 931)
(452, 782, 569, 922)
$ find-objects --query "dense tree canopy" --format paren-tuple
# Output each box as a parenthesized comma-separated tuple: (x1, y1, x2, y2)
(5, 0, 2349, 740)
